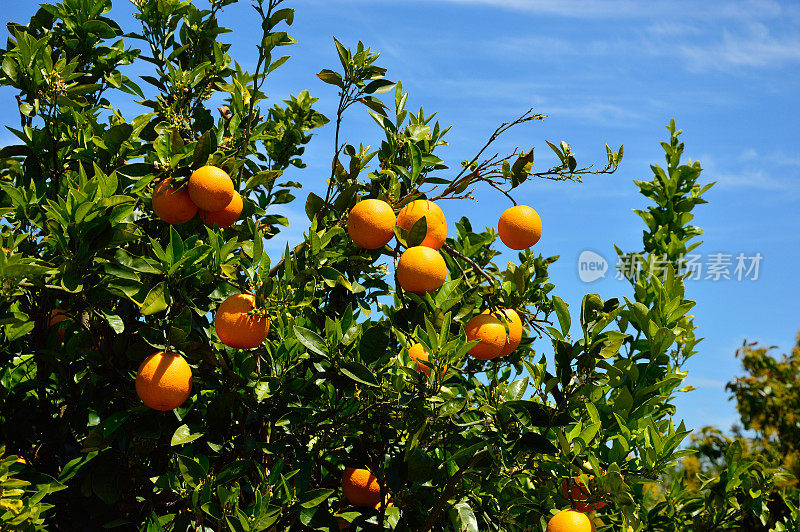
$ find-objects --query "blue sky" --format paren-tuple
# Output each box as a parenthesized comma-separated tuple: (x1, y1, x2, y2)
(2, 0, 799, 432)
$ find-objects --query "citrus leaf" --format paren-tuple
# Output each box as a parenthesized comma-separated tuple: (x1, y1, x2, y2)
(340, 362, 379, 387)
(171, 424, 204, 446)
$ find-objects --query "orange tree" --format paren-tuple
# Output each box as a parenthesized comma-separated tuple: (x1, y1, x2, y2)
(0, 0, 760, 530)
(641, 336, 800, 532)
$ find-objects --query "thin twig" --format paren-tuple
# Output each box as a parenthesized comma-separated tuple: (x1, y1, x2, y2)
(441, 244, 495, 287)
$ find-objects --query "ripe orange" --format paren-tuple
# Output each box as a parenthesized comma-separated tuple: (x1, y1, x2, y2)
(200, 190, 243, 228)
(347, 199, 396, 249)
(152, 177, 198, 225)
(395, 199, 447, 250)
(561, 477, 607, 513)
(483, 308, 523, 357)
(188, 165, 235, 212)
(396, 246, 447, 295)
(465, 314, 506, 360)
(214, 293, 270, 349)
(408, 343, 446, 378)
(48, 309, 69, 341)
(341, 467, 381, 507)
(498, 205, 542, 250)
(546, 509, 595, 532)
(135, 351, 193, 411)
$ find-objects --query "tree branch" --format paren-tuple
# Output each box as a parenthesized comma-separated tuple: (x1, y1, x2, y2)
(441, 244, 495, 287)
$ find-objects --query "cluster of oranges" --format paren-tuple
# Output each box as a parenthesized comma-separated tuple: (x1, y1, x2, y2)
(129, 169, 270, 412)
(50, 177, 596, 527)
(347, 197, 541, 364)
(151, 166, 243, 228)
(133, 293, 270, 411)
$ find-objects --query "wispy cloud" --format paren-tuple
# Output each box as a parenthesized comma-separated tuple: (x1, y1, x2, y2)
(545, 101, 643, 125)
(676, 23, 800, 72)
(427, 0, 793, 20)
(701, 152, 800, 191)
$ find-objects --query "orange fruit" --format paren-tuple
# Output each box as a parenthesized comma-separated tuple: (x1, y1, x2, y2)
(498, 205, 542, 250)
(188, 166, 235, 212)
(342, 467, 381, 507)
(561, 477, 607, 513)
(201, 190, 243, 228)
(465, 314, 506, 360)
(48, 308, 69, 341)
(135, 351, 193, 411)
(546, 509, 595, 532)
(483, 308, 523, 357)
(152, 177, 198, 225)
(396, 246, 447, 295)
(214, 293, 270, 349)
(347, 199, 396, 249)
(395, 199, 447, 250)
(408, 343, 446, 378)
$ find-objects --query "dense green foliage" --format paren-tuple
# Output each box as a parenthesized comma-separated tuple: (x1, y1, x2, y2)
(1, 0, 795, 530)
(652, 337, 800, 531)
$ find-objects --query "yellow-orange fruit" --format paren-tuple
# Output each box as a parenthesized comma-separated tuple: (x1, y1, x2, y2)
(188, 166, 235, 212)
(214, 294, 270, 349)
(408, 343, 432, 377)
(48, 308, 69, 341)
(347, 199, 396, 249)
(201, 191, 243, 228)
(135, 351, 193, 411)
(152, 178, 198, 225)
(498, 205, 542, 250)
(395, 199, 447, 250)
(396, 246, 447, 295)
(465, 314, 506, 360)
(546, 509, 596, 532)
(341, 467, 381, 507)
(408, 343, 447, 378)
(483, 308, 523, 357)
(561, 477, 607, 513)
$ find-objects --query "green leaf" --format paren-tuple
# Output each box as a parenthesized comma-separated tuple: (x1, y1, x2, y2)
(439, 397, 466, 417)
(176, 454, 207, 488)
(305, 192, 324, 221)
(393, 225, 409, 248)
(59, 451, 98, 482)
(340, 362, 379, 387)
(409, 143, 422, 179)
(406, 216, 427, 247)
(364, 79, 395, 94)
(193, 129, 217, 168)
(293, 325, 327, 356)
(171, 424, 204, 446)
(141, 282, 169, 315)
(298, 488, 334, 509)
(102, 410, 130, 438)
(316, 69, 343, 88)
(103, 123, 133, 153)
(505, 378, 528, 402)
(215, 460, 250, 485)
(451, 502, 478, 532)
(552, 296, 570, 336)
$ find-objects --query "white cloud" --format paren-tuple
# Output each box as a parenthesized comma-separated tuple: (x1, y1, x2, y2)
(676, 23, 800, 71)
(545, 101, 643, 125)
(427, 0, 793, 19)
